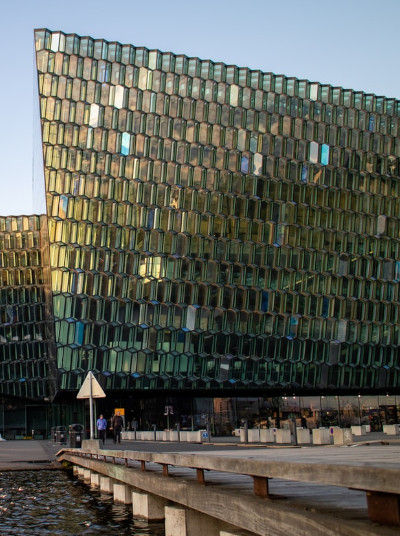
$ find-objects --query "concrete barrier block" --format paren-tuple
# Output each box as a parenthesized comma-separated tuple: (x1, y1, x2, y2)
(239, 428, 247, 443)
(275, 429, 291, 444)
(169, 431, 179, 441)
(312, 428, 330, 445)
(180, 431, 187, 441)
(90, 472, 100, 487)
(113, 482, 132, 504)
(351, 425, 366, 436)
(383, 424, 400, 435)
(132, 491, 166, 520)
(260, 429, 275, 443)
(333, 428, 353, 445)
(81, 439, 101, 451)
(99, 476, 113, 493)
(247, 429, 260, 442)
(297, 428, 311, 444)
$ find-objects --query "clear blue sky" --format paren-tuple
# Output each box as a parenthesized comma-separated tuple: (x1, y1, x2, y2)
(0, 0, 399, 216)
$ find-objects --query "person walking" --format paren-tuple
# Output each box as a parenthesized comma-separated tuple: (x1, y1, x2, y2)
(96, 414, 107, 445)
(111, 413, 123, 444)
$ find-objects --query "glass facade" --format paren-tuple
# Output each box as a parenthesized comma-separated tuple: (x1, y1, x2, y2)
(30, 28, 400, 394)
(0, 215, 55, 399)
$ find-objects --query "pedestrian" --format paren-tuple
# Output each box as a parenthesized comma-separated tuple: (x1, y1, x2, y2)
(111, 413, 124, 444)
(96, 414, 107, 445)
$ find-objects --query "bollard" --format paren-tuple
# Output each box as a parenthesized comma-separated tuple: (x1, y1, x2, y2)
(152, 424, 157, 442)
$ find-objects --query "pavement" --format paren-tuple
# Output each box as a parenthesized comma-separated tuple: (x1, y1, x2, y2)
(0, 440, 57, 470)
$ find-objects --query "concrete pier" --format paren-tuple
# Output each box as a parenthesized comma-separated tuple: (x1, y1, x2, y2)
(60, 444, 400, 535)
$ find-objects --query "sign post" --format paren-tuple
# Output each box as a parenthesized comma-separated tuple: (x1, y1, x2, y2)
(76, 371, 106, 439)
(164, 405, 173, 430)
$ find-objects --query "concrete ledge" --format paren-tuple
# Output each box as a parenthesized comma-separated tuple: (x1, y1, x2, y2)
(61, 448, 400, 495)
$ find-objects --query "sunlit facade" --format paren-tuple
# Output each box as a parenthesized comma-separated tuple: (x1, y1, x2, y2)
(32, 28, 400, 396)
(0, 215, 55, 400)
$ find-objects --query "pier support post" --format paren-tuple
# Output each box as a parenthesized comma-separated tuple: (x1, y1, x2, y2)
(165, 506, 220, 536)
(132, 491, 167, 520)
(83, 469, 91, 483)
(76, 466, 85, 479)
(90, 472, 100, 487)
(113, 482, 132, 504)
(99, 476, 113, 493)
(367, 491, 400, 526)
(72, 465, 79, 476)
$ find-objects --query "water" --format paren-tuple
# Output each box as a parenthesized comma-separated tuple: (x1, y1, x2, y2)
(0, 471, 165, 535)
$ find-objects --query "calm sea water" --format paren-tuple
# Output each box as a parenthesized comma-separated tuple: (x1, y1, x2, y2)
(0, 470, 165, 535)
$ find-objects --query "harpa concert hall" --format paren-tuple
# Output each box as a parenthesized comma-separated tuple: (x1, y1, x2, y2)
(1, 28, 400, 438)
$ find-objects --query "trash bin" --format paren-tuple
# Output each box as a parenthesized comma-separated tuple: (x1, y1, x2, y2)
(55, 426, 67, 444)
(69, 424, 84, 448)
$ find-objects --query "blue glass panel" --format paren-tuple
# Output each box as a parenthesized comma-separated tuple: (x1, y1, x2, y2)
(121, 132, 130, 155)
(59, 195, 68, 218)
(74, 321, 84, 345)
(301, 165, 308, 182)
(261, 291, 269, 312)
(322, 297, 329, 317)
(288, 316, 298, 338)
(241, 156, 249, 173)
(368, 115, 375, 131)
(320, 144, 329, 166)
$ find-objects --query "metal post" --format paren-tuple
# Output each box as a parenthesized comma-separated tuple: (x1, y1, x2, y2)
(292, 417, 298, 446)
(206, 415, 211, 443)
(89, 373, 94, 440)
(243, 419, 248, 443)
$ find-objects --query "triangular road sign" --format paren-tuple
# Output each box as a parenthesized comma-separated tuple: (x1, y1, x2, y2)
(76, 371, 106, 399)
